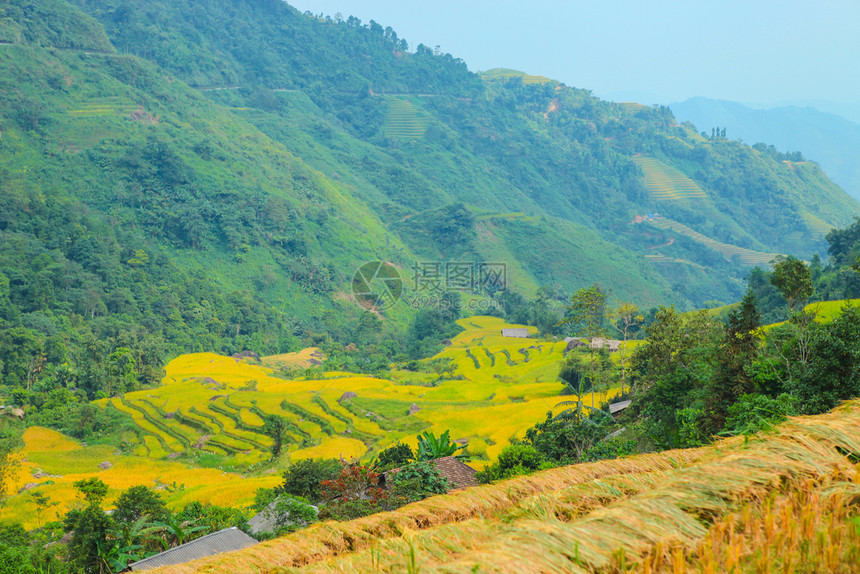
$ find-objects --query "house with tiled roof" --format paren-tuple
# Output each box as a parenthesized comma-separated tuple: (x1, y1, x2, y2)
(379, 456, 479, 491)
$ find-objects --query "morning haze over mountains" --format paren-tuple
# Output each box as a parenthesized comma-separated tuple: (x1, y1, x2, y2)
(2, 1, 860, 572)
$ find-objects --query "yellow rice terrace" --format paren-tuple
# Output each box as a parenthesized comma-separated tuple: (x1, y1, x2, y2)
(95, 317, 615, 468)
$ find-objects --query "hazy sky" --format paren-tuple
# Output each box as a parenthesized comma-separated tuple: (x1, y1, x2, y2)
(287, 0, 859, 106)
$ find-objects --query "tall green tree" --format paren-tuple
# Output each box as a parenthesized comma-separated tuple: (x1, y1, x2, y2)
(113, 486, 170, 525)
(107, 347, 137, 397)
(611, 301, 643, 393)
(561, 285, 608, 405)
(631, 307, 722, 448)
(69, 478, 112, 574)
(770, 257, 813, 312)
(262, 415, 286, 457)
(770, 256, 816, 369)
(704, 288, 761, 433)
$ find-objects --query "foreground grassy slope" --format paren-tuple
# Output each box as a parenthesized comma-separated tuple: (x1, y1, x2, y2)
(151, 400, 860, 574)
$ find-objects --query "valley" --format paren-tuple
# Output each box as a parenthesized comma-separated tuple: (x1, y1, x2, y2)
(1, 1, 860, 572)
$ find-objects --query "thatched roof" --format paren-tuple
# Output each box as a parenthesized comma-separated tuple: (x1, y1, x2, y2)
(432, 456, 480, 489)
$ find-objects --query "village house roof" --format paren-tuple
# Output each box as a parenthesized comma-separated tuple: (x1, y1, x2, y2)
(380, 456, 480, 491)
(126, 527, 257, 571)
(589, 337, 622, 351)
(609, 400, 632, 415)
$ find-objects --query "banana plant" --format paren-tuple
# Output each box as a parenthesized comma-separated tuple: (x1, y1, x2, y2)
(153, 516, 208, 549)
(416, 430, 466, 461)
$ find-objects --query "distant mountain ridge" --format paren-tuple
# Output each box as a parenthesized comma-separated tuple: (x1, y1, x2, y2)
(671, 97, 860, 200)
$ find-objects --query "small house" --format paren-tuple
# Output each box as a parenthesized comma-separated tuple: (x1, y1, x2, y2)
(379, 456, 479, 491)
(609, 400, 632, 419)
(501, 328, 530, 338)
(589, 337, 622, 352)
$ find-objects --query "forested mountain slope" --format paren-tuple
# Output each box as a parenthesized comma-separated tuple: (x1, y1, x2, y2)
(0, 0, 857, 394)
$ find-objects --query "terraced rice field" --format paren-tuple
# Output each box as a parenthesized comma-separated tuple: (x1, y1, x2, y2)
(802, 211, 836, 238)
(644, 254, 707, 269)
(68, 96, 139, 117)
(88, 317, 611, 469)
(2, 427, 280, 529)
(261, 347, 325, 371)
(149, 400, 860, 574)
(632, 156, 706, 201)
(480, 69, 553, 84)
(5, 318, 617, 526)
(649, 217, 781, 266)
(381, 98, 430, 139)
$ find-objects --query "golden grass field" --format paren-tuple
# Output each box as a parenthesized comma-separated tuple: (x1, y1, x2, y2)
(147, 399, 860, 574)
(3, 317, 623, 526)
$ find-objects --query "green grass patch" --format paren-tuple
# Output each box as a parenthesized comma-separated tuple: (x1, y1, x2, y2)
(482, 347, 496, 367)
(465, 348, 481, 369)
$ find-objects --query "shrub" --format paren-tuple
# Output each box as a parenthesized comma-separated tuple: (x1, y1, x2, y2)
(112, 485, 170, 524)
(277, 458, 342, 503)
(318, 464, 387, 521)
(525, 410, 612, 464)
(387, 461, 450, 505)
(174, 502, 248, 538)
(724, 393, 799, 436)
(255, 495, 317, 538)
(373, 442, 414, 472)
(0, 545, 36, 574)
(476, 444, 549, 484)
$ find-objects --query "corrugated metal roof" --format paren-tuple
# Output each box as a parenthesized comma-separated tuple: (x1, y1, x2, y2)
(128, 527, 257, 571)
(609, 400, 632, 414)
(501, 328, 530, 338)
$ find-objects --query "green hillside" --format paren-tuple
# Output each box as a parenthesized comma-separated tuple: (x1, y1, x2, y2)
(632, 155, 707, 201)
(0, 0, 859, 399)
